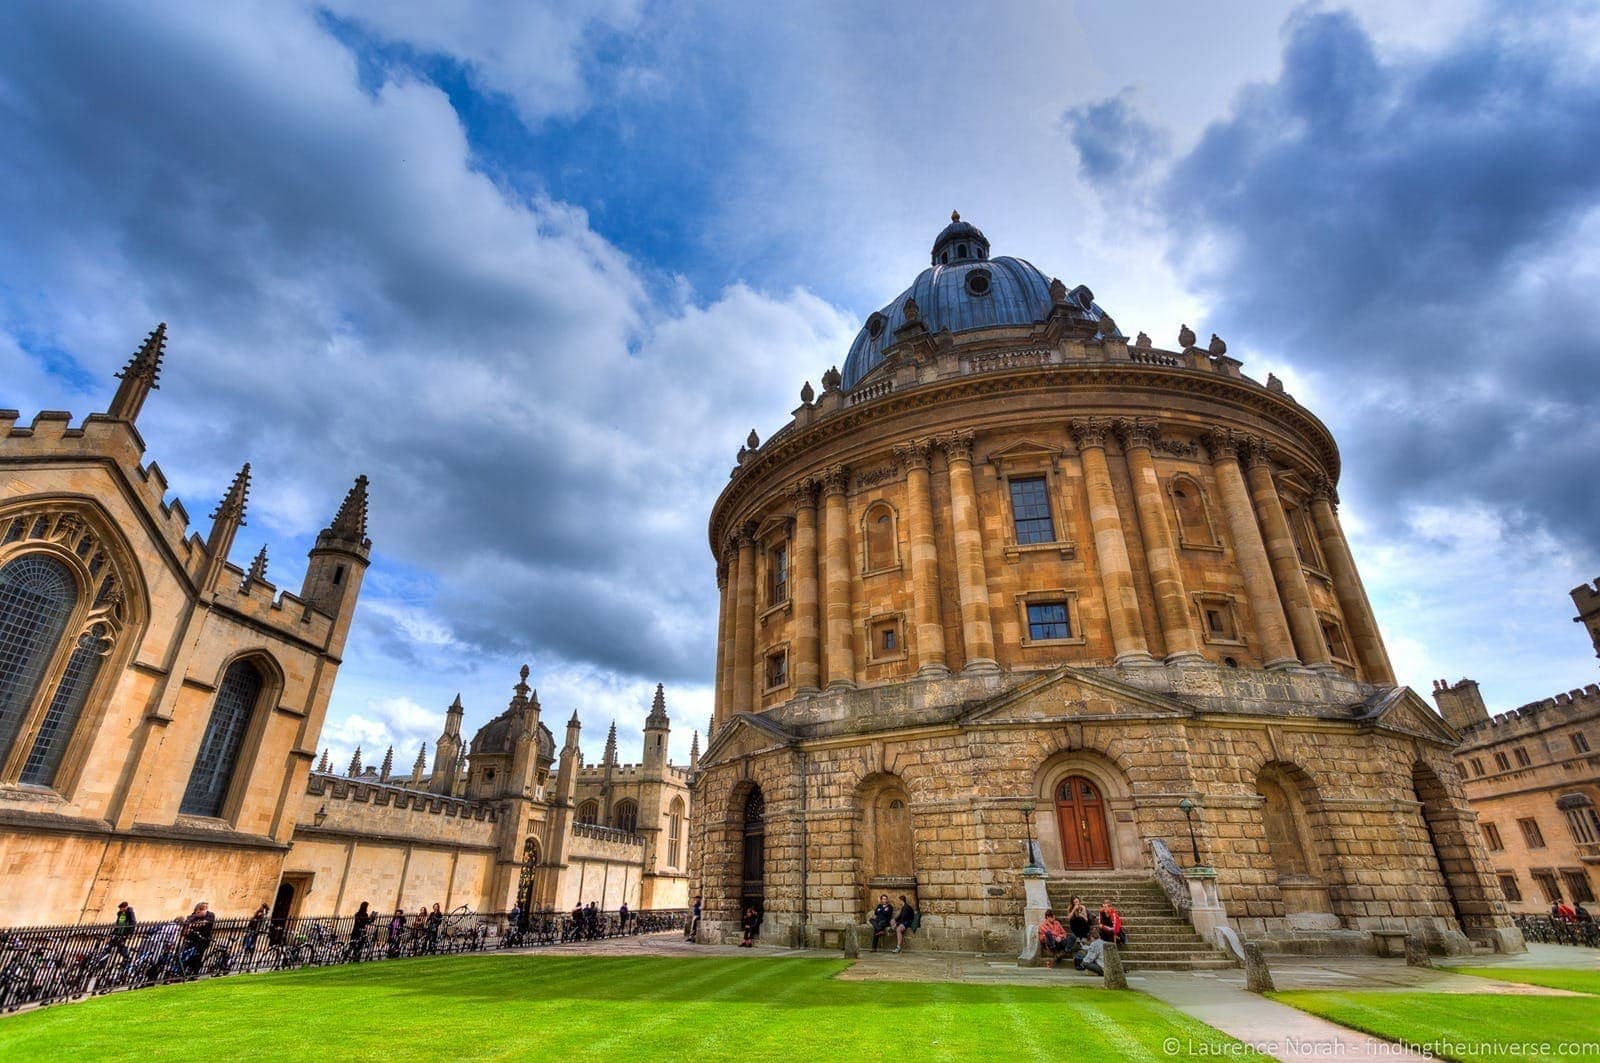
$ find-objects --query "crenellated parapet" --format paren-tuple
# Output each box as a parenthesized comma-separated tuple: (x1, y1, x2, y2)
(305, 770, 497, 822)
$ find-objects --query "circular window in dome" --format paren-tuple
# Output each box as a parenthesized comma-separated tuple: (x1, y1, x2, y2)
(866, 313, 886, 339)
(966, 269, 992, 297)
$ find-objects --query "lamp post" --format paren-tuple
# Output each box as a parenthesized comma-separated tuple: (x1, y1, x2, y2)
(1019, 802, 1043, 873)
(1178, 798, 1201, 866)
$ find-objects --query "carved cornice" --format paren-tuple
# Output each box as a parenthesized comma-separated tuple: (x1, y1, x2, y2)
(936, 430, 975, 464)
(891, 437, 933, 472)
(1068, 416, 1112, 451)
(1113, 416, 1160, 452)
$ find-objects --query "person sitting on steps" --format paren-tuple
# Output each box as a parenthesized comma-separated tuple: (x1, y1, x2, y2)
(1037, 909, 1077, 969)
(869, 895, 893, 952)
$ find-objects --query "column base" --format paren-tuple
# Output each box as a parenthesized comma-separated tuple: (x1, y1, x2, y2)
(1264, 656, 1303, 672)
(795, 686, 822, 698)
(1113, 651, 1159, 667)
(1163, 651, 1208, 667)
(915, 663, 952, 679)
(825, 679, 858, 691)
(1308, 662, 1342, 677)
(960, 658, 1001, 675)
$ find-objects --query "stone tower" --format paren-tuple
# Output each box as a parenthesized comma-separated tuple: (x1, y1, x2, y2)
(1573, 579, 1600, 661)
(299, 475, 372, 656)
(1432, 678, 1490, 733)
(429, 694, 465, 795)
(643, 683, 671, 777)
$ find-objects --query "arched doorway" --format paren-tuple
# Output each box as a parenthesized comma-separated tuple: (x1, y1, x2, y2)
(741, 787, 765, 920)
(1055, 775, 1112, 868)
(858, 775, 916, 916)
(270, 880, 296, 946)
(517, 836, 541, 911)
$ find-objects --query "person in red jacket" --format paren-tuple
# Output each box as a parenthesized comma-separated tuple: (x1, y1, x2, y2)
(1098, 900, 1125, 945)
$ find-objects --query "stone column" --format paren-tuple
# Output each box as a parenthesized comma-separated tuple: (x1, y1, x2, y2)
(1310, 477, 1396, 683)
(894, 438, 948, 676)
(1204, 429, 1298, 669)
(1070, 418, 1152, 664)
(732, 526, 758, 710)
(791, 478, 823, 693)
(1116, 418, 1204, 663)
(821, 466, 856, 688)
(938, 432, 997, 672)
(713, 563, 731, 727)
(1243, 439, 1331, 669)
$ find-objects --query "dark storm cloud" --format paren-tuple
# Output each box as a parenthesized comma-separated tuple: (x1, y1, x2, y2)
(1062, 89, 1169, 183)
(0, 2, 845, 693)
(1146, 5, 1600, 556)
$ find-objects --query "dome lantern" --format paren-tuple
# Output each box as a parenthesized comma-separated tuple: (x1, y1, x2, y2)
(931, 210, 989, 267)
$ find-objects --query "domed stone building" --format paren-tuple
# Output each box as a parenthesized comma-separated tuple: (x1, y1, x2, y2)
(691, 214, 1522, 959)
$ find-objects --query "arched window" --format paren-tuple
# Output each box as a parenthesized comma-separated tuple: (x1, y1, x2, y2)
(21, 623, 111, 785)
(576, 799, 599, 824)
(612, 799, 639, 833)
(668, 796, 685, 867)
(180, 659, 265, 817)
(741, 787, 765, 916)
(862, 503, 897, 572)
(0, 555, 79, 768)
(1168, 475, 1217, 548)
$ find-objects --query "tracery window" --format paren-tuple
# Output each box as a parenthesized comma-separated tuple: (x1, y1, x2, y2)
(180, 659, 264, 817)
(612, 799, 639, 833)
(0, 507, 130, 790)
(577, 799, 599, 824)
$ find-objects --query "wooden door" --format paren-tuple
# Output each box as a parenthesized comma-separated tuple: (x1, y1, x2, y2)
(1055, 776, 1112, 869)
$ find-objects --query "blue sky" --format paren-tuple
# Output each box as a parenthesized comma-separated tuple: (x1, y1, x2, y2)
(2, 0, 1596, 769)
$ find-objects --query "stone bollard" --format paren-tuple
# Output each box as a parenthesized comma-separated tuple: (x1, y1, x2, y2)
(1243, 942, 1275, 994)
(1403, 934, 1433, 968)
(1102, 941, 1128, 989)
(843, 926, 859, 959)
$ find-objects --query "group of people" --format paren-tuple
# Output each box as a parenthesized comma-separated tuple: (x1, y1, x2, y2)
(96, 900, 219, 980)
(868, 894, 918, 953)
(567, 901, 610, 940)
(1035, 897, 1126, 976)
(1550, 900, 1594, 924)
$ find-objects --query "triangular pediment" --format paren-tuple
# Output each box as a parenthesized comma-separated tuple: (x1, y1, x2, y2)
(962, 665, 1189, 726)
(702, 712, 795, 765)
(986, 438, 1062, 470)
(1362, 687, 1461, 745)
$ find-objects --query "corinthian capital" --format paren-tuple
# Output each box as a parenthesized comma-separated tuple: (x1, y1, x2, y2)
(937, 430, 976, 464)
(892, 437, 933, 471)
(735, 520, 759, 548)
(1241, 436, 1275, 470)
(1113, 416, 1160, 451)
(820, 464, 850, 496)
(788, 476, 820, 508)
(1202, 426, 1242, 461)
(1309, 474, 1340, 506)
(1068, 417, 1112, 451)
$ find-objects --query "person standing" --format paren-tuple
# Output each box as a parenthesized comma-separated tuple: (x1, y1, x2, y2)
(618, 901, 630, 933)
(869, 896, 893, 952)
(426, 904, 443, 953)
(107, 901, 137, 965)
(685, 895, 702, 941)
(387, 908, 406, 956)
(179, 902, 215, 976)
(348, 901, 374, 961)
(241, 903, 268, 961)
(892, 895, 917, 954)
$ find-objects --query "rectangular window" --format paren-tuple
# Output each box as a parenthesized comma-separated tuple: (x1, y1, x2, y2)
(1494, 751, 1511, 772)
(1518, 817, 1546, 849)
(1197, 597, 1238, 642)
(1513, 746, 1532, 768)
(1026, 601, 1071, 641)
(1533, 871, 1561, 904)
(1563, 870, 1596, 905)
(1498, 874, 1522, 903)
(1565, 808, 1599, 845)
(1008, 476, 1055, 544)
(1573, 732, 1592, 754)
(767, 542, 789, 605)
(868, 617, 904, 660)
(1470, 757, 1485, 777)
(764, 650, 788, 690)
(1481, 822, 1503, 851)
(1320, 620, 1350, 661)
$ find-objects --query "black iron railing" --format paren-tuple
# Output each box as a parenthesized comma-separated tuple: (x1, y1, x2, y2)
(0, 906, 687, 1012)
(1513, 914, 1599, 947)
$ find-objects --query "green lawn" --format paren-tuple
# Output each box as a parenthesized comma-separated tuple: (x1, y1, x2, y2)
(1272, 968, 1600, 1063)
(0, 953, 1243, 1061)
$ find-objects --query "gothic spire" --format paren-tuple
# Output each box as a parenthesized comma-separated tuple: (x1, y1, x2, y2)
(107, 322, 167, 423)
(317, 748, 330, 773)
(646, 682, 670, 729)
(412, 742, 427, 782)
(380, 745, 394, 781)
(348, 745, 362, 777)
(603, 721, 618, 766)
(689, 730, 700, 770)
(212, 462, 251, 525)
(314, 474, 371, 554)
(240, 543, 268, 589)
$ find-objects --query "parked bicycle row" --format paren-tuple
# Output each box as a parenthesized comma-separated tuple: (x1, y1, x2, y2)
(0, 901, 688, 1013)
(1514, 913, 1600, 948)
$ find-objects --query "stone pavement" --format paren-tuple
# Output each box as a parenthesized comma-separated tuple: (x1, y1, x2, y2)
(504, 935, 1598, 1061)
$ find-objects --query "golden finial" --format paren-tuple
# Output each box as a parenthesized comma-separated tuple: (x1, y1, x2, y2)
(951, 210, 960, 222)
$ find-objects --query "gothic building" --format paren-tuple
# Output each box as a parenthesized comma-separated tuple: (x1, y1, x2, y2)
(0, 328, 692, 925)
(690, 215, 1522, 958)
(0, 326, 368, 924)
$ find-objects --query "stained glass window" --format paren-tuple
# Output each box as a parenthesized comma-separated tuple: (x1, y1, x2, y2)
(0, 555, 78, 766)
(179, 659, 264, 817)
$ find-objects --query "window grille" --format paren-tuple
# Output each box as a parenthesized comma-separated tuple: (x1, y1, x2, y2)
(0, 555, 78, 764)
(1008, 477, 1054, 544)
(21, 625, 109, 785)
(180, 660, 264, 817)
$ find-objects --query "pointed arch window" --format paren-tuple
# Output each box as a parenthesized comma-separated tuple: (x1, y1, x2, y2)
(577, 799, 599, 824)
(180, 659, 265, 817)
(613, 799, 639, 833)
(0, 555, 79, 769)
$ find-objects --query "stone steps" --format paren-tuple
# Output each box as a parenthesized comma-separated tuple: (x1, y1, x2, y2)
(1041, 875, 1236, 972)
